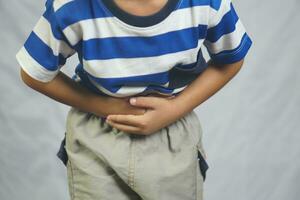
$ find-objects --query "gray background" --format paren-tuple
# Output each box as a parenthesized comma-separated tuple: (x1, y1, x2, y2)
(0, 0, 299, 200)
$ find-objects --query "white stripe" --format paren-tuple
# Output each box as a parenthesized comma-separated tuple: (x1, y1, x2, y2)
(173, 85, 188, 93)
(63, 6, 212, 46)
(33, 16, 75, 58)
(114, 86, 148, 97)
(82, 39, 204, 78)
(120, 81, 176, 97)
(204, 20, 246, 54)
(53, 0, 74, 12)
(88, 76, 147, 97)
(16, 47, 59, 82)
(208, 0, 232, 28)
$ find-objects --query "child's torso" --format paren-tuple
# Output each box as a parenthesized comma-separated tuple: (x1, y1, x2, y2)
(55, 0, 210, 97)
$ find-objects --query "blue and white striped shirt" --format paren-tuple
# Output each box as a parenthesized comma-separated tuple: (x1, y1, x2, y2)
(16, 0, 252, 97)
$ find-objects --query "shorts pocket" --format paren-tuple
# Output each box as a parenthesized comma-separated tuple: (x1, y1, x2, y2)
(197, 149, 209, 181)
(56, 132, 68, 166)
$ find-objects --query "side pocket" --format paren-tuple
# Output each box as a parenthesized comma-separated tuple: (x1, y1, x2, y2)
(56, 132, 68, 166)
(197, 149, 209, 182)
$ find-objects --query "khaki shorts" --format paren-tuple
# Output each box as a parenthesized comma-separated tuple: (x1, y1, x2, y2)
(65, 106, 208, 200)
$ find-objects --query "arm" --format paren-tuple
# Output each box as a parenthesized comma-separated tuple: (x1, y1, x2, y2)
(103, 0, 252, 135)
(104, 59, 245, 135)
(20, 68, 146, 117)
(16, 1, 145, 118)
(171, 59, 244, 117)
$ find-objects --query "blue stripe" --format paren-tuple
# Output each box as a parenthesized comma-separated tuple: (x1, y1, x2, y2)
(84, 60, 207, 94)
(43, 3, 66, 41)
(179, 0, 221, 10)
(87, 71, 170, 93)
(45, 0, 54, 9)
(210, 0, 222, 10)
(82, 25, 207, 60)
(75, 60, 206, 95)
(55, 0, 112, 30)
(43, 0, 75, 49)
(144, 85, 175, 94)
(209, 33, 252, 64)
(206, 3, 239, 43)
(175, 61, 201, 70)
(24, 31, 66, 71)
(74, 63, 110, 96)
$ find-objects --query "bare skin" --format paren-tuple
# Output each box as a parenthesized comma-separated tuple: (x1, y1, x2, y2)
(113, 0, 168, 16)
(20, 68, 149, 117)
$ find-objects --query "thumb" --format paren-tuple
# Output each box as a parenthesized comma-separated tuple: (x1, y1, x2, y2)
(129, 96, 159, 109)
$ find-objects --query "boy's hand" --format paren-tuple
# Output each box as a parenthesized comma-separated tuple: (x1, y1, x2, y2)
(101, 96, 147, 116)
(105, 95, 184, 135)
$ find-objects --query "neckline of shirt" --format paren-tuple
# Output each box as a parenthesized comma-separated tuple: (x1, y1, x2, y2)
(98, 0, 182, 31)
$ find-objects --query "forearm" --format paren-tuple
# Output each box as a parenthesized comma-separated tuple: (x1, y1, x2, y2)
(20, 68, 109, 117)
(173, 59, 244, 116)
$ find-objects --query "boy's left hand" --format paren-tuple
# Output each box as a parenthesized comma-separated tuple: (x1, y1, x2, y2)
(105, 95, 184, 135)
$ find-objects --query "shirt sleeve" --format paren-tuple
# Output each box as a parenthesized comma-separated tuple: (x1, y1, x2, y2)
(15, 0, 76, 82)
(203, 0, 252, 64)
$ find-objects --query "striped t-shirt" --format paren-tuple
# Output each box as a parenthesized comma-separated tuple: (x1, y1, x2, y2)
(16, 0, 252, 98)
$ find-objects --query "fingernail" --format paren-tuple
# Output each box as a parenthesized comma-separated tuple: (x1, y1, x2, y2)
(130, 98, 136, 105)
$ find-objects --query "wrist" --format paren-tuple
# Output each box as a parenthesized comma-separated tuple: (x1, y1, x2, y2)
(169, 97, 192, 118)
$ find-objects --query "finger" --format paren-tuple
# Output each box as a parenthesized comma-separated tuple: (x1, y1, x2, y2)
(129, 96, 161, 109)
(107, 114, 142, 127)
(106, 120, 142, 134)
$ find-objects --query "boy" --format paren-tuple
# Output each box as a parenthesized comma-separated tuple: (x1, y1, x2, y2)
(16, 0, 252, 199)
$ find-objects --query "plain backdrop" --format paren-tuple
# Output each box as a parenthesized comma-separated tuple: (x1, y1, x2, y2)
(0, 0, 299, 200)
